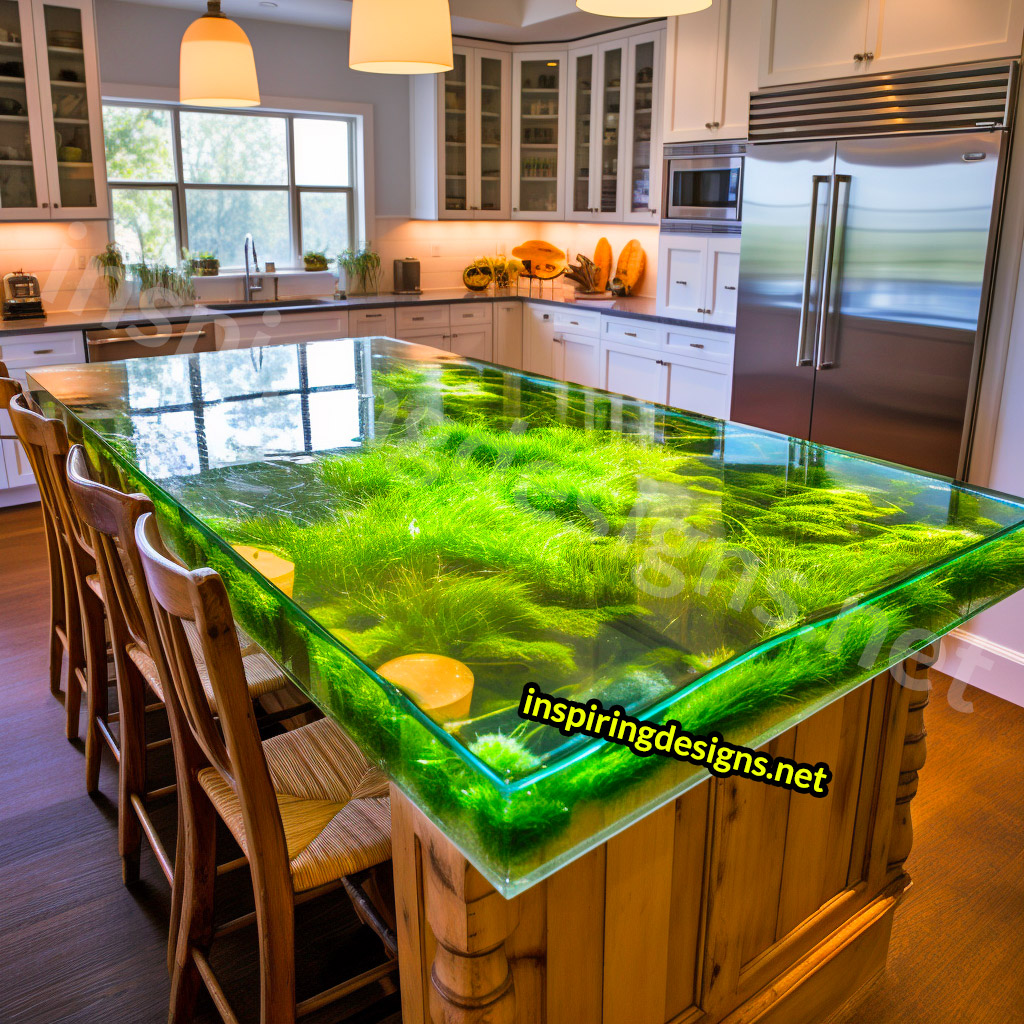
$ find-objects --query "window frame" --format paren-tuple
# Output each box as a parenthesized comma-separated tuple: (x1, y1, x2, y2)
(103, 100, 359, 269)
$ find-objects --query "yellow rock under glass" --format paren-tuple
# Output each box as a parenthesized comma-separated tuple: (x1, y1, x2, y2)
(231, 545, 295, 597)
(376, 653, 475, 723)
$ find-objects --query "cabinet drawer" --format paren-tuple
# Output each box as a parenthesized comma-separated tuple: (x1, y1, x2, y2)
(0, 330, 84, 369)
(350, 308, 397, 336)
(602, 317, 663, 349)
(552, 308, 600, 334)
(397, 305, 449, 332)
(665, 327, 733, 364)
(402, 327, 451, 351)
(449, 303, 493, 326)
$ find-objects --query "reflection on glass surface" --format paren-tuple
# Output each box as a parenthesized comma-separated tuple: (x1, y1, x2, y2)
(30, 337, 1024, 894)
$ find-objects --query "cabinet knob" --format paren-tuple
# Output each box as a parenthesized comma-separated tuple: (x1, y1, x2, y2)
(704, 121, 720, 129)
(853, 52, 874, 61)
(41, 202, 49, 208)
(655, 358, 666, 366)
(53, 203, 59, 208)
(469, 205, 479, 210)
(697, 308, 706, 314)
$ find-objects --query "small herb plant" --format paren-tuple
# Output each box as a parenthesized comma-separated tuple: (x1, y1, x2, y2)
(129, 259, 196, 306)
(92, 242, 125, 302)
(337, 243, 383, 295)
(184, 249, 220, 276)
(303, 248, 333, 272)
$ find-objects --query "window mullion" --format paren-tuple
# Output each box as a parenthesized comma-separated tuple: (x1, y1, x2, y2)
(287, 115, 300, 266)
(172, 107, 188, 257)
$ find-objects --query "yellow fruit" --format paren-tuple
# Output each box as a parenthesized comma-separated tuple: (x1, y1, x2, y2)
(511, 240, 567, 280)
(614, 239, 646, 295)
(593, 237, 612, 292)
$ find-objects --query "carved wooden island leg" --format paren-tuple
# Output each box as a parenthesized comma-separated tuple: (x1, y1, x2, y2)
(391, 661, 931, 1024)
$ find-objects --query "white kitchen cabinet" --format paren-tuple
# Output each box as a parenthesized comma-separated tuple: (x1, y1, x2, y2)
(349, 307, 396, 337)
(512, 50, 568, 220)
(759, 0, 1024, 86)
(493, 301, 522, 368)
(657, 234, 740, 327)
(437, 46, 511, 219)
(599, 339, 666, 405)
(216, 309, 350, 349)
(523, 304, 556, 376)
(1, 410, 34, 486)
(664, 349, 732, 419)
(402, 327, 451, 351)
(555, 330, 600, 388)
(396, 304, 448, 334)
(662, 0, 761, 144)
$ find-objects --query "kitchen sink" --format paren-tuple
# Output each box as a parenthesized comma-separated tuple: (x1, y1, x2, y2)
(205, 298, 339, 311)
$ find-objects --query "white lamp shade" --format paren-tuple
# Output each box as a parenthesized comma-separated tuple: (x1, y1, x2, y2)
(180, 10, 260, 107)
(349, 0, 454, 75)
(576, 0, 711, 15)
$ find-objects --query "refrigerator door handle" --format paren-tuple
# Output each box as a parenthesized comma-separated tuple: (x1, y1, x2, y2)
(815, 174, 852, 371)
(796, 174, 831, 367)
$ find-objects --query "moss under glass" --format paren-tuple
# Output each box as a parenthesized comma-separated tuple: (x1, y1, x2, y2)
(29, 337, 1024, 895)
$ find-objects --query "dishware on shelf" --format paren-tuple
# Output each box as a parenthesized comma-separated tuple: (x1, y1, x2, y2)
(0, 96, 23, 115)
(57, 145, 83, 162)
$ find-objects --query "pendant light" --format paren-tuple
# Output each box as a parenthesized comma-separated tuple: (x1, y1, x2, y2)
(576, 0, 711, 15)
(180, 1, 260, 107)
(349, 0, 454, 75)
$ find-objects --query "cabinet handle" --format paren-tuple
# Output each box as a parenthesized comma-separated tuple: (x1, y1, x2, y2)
(704, 121, 720, 129)
(542, 314, 550, 320)
(655, 359, 666, 366)
(853, 52, 874, 61)
(469, 205, 479, 210)
(462, 313, 473, 318)
(625, 331, 637, 337)
(365, 313, 383, 318)
(689, 342, 704, 349)
(723, 285, 736, 291)
(32, 348, 54, 355)
(570, 320, 579, 325)
(412, 316, 424, 321)
(649, 208, 657, 215)
(675, 280, 687, 285)
(41, 202, 48, 208)
(553, 336, 563, 344)
(53, 203, 59, 208)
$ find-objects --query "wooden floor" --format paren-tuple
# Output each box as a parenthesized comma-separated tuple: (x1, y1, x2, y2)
(0, 500, 1021, 1024)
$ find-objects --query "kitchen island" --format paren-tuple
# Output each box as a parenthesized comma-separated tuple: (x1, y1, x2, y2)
(28, 337, 1024, 1024)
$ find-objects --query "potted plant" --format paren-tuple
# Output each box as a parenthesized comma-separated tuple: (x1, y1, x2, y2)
(337, 243, 383, 295)
(303, 248, 332, 272)
(130, 259, 196, 309)
(92, 241, 126, 305)
(187, 249, 220, 276)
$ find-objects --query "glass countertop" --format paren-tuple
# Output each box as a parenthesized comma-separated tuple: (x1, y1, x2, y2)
(28, 337, 1024, 895)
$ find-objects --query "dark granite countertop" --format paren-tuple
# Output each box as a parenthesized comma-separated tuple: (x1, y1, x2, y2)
(0, 290, 730, 338)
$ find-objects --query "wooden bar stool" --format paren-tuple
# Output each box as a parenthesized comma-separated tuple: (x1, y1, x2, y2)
(135, 511, 397, 1024)
(65, 445, 294, 891)
(7, 393, 94, 757)
(1, 364, 72, 703)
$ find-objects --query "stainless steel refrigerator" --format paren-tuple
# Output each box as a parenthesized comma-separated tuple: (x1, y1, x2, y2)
(732, 62, 1016, 478)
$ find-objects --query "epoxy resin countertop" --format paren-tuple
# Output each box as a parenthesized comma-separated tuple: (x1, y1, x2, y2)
(28, 337, 1024, 894)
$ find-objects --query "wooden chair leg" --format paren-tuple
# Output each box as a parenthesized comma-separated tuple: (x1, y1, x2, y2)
(48, 625, 64, 697)
(43, 515, 65, 696)
(169, 783, 218, 1024)
(83, 591, 108, 794)
(252, 859, 297, 1024)
(119, 659, 148, 885)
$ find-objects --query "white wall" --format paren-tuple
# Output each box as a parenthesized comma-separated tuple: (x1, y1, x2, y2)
(94, 0, 412, 217)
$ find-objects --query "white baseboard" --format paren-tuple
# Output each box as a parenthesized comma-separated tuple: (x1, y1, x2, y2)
(935, 627, 1024, 709)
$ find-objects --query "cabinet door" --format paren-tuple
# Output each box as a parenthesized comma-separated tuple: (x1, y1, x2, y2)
(567, 46, 597, 218)
(623, 30, 661, 222)
(664, 352, 732, 419)
(450, 324, 492, 361)
(702, 237, 741, 327)
(720, 0, 762, 141)
(594, 40, 625, 220)
(661, 2, 726, 143)
(350, 307, 396, 337)
(600, 340, 666, 403)
(759, 0, 873, 87)
(556, 332, 599, 388)
(493, 301, 522, 368)
(0, 0, 50, 219)
(475, 51, 510, 218)
(657, 235, 707, 321)
(32, 0, 107, 218)
(869, 0, 1024, 74)
(2, 434, 36, 488)
(512, 52, 566, 220)
(402, 327, 451, 351)
(441, 49, 471, 218)
(523, 304, 556, 376)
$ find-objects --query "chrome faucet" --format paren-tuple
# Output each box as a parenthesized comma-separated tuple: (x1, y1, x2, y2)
(243, 233, 263, 302)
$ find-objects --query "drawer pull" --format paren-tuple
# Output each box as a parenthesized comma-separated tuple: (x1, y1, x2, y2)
(412, 315, 424, 321)
(724, 285, 737, 291)
(675, 280, 687, 285)
(689, 342, 705, 349)
(655, 359, 666, 366)
(462, 313, 473, 318)
(570, 320, 579, 325)
(365, 313, 383, 319)
(33, 348, 54, 355)
(625, 331, 637, 338)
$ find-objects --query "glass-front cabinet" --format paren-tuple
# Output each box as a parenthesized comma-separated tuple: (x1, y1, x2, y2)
(0, 0, 106, 221)
(624, 31, 661, 223)
(440, 46, 510, 220)
(512, 52, 566, 220)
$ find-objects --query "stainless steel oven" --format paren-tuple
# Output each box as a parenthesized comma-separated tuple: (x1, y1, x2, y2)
(662, 142, 744, 225)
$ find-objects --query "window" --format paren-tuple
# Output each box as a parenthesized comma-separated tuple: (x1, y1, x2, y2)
(103, 103, 358, 268)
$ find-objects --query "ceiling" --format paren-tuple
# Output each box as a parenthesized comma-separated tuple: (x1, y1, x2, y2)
(117, 0, 654, 43)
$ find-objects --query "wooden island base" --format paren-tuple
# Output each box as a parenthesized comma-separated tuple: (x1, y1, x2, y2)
(391, 662, 930, 1024)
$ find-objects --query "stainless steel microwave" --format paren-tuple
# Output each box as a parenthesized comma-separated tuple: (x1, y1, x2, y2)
(662, 142, 744, 224)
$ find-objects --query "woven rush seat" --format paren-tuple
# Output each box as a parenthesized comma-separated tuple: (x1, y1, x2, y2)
(125, 615, 288, 709)
(198, 717, 392, 893)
